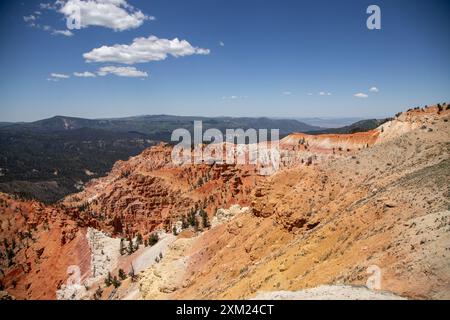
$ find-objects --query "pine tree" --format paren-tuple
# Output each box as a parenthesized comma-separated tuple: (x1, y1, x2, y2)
(119, 238, 125, 255)
(129, 264, 137, 282)
(94, 286, 103, 300)
(182, 215, 189, 229)
(194, 216, 200, 232)
(136, 233, 143, 246)
(148, 233, 159, 246)
(111, 276, 121, 288)
(105, 272, 112, 287)
(200, 209, 210, 228)
(127, 238, 134, 255)
(188, 210, 196, 227)
(118, 268, 127, 280)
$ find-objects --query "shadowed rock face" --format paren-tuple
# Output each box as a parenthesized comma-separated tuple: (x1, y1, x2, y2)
(0, 194, 94, 299)
(1, 105, 449, 300)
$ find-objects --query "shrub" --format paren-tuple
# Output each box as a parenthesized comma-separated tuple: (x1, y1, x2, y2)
(200, 209, 210, 228)
(148, 233, 159, 246)
(127, 238, 134, 255)
(119, 238, 125, 255)
(77, 202, 89, 212)
(94, 287, 103, 300)
(181, 215, 189, 229)
(105, 272, 112, 287)
(118, 268, 127, 280)
(111, 276, 121, 289)
(136, 233, 143, 246)
(188, 210, 196, 227)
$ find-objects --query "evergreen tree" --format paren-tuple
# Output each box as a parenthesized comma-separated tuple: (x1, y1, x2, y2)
(200, 209, 210, 228)
(105, 272, 112, 287)
(118, 268, 127, 280)
(194, 216, 200, 232)
(94, 286, 103, 300)
(148, 233, 159, 246)
(129, 264, 137, 282)
(111, 276, 121, 288)
(182, 215, 189, 229)
(127, 238, 134, 255)
(188, 210, 196, 227)
(119, 238, 125, 255)
(136, 233, 143, 246)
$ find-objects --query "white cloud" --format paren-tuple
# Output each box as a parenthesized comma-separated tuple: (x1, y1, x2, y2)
(73, 71, 96, 77)
(219, 41, 225, 47)
(40, 2, 62, 10)
(23, 15, 37, 22)
(319, 92, 332, 96)
(50, 73, 70, 79)
(354, 92, 369, 98)
(282, 91, 292, 96)
(24, 7, 74, 37)
(222, 95, 247, 100)
(52, 29, 74, 36)
(97, 66, 148, 78)
(84, 35, 210, 64)
(58, 0, 154, 31)
(369, 86, 379, 93)
(48, 72, 70, 81)
(307, 93, 313, 96)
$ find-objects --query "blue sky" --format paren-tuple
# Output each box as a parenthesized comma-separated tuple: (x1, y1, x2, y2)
(0, 0, 449, 122)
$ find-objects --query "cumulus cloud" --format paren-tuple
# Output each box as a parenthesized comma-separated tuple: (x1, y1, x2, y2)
(83, 35, 210, 64)
(57, 0, 154, 31)
(51, 73, 70, 79)
(23, 15, 37, 22)
(319, 92, 331, 96)
(282, 91, 292, 96)
(52, 29, 74, 36)
(354, 92, 369, 98)
(219, 41, 225, 47)
(73, 71, 96, 77)
(97, 66, 148, 78)
(48, 73, 70, 81)
(369, 86, 379, 93)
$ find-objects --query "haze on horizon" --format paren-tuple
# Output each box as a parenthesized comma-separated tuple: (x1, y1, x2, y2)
(0, 0, 449, 122)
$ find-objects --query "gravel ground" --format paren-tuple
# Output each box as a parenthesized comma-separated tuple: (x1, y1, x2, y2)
(252, 285, 406, 300)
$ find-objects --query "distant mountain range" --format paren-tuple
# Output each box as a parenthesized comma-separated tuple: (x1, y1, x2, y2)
(0, 115, 322, 140)
(307, 118, 390, 135)
(0, 114, 385, 202)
